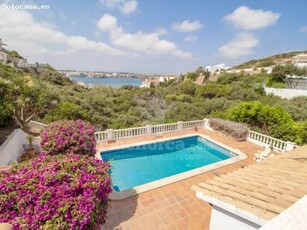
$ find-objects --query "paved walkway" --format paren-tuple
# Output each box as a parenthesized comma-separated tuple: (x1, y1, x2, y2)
(98, 129, 264, 230)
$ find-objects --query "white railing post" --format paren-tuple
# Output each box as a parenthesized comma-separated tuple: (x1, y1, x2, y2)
(106, 129, 114, 140)
(177, 121, 183, 131)
(286, 141, 295, 152)
(203, 118, 208, 128)
(146, 125, 152, 135)
(204, 118, 213, 131)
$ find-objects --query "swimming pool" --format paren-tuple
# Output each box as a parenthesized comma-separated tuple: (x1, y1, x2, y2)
(99, 134, 246, 198)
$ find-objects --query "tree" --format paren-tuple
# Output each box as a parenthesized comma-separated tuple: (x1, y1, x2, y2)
(9, 50, 23, 59)
(227, 101, 295, 136)
(6, 76, 58, 131)
(196, 83, 229, 99)
(43, 102, 89, 123)
(0, 78, 13, 126)
(165, 102, 207, 122)
(181, 79, 196, 96)
(185, 72, 198, 81)
(195, 67, 206, 76)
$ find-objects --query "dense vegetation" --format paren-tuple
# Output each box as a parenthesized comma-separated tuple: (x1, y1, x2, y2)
(0, 60, 306, 144)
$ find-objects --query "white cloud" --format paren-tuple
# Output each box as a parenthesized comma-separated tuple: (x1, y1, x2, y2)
(0, 8, 127, 57)
(120, 0, 137, 14)
(97, 13, 118, 31)
(0, 7, 196, 73)
(102, 0, 138, 14)
(184, 35, 197, 42)
(224, 6, 280, 30)
(218, 33, 259, 59)
(172, 20, 203, 32)
(97, 14, 193, 58)
(103, 0, 122, 8)
(155, 28, 169, 35)
(300, 25, 307, 33)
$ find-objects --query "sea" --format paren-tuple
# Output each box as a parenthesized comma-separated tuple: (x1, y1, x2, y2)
(70, 76, 142, 88)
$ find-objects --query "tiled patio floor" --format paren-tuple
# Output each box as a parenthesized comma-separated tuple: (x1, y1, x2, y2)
(98, 129, 265, 230)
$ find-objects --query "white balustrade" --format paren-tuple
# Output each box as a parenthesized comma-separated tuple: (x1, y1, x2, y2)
(94, 119, 296, 153)
(182, 120, 204, 129)
(152, 123, 178, 134)
(113, 127, 147, 139)
(95, 120, 205, 141)
(95, 131, 107, 141)
(247, 130, 293, 152)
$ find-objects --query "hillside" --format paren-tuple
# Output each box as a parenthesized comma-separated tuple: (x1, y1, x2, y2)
(233, 50, 307, 69)
(0, 49, 307, 145)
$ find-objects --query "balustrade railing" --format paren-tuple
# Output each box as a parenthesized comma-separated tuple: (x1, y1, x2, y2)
(114, 127, 147, 139)
(95, 132, 107, 141)
(94, 119, 296, 152)
(95, 119, 206, 141)
(247, 130, 294, 152)
(152, 123, 178, 134)
(182, 120, 204, 129)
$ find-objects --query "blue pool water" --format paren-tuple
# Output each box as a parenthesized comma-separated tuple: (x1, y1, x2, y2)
(101, 136, 235, 192)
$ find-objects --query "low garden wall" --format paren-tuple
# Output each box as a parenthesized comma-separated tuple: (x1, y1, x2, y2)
(0, 129, 40, 166)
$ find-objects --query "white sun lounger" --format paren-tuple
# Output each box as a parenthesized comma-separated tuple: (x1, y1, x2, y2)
(253, 147, 274, 163)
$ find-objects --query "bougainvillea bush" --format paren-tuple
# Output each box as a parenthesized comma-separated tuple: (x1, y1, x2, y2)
(0, 154, 112, 229)
(40, 120, 96, 156)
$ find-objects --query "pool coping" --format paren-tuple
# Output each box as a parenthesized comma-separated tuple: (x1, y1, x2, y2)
(96, 133, 247, 200)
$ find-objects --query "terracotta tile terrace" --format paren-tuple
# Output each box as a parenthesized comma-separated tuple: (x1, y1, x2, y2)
(97, 128, 266, 230)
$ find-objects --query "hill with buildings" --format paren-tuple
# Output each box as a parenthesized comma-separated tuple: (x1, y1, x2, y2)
(233, 50, 307, 69)
(0, 40, 306, 145)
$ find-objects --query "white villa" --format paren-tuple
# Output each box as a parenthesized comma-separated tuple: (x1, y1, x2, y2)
(292, 53, 307, 68)
(206, 63, 230, 74)
(0, 38, 48, 69)
(140, 75, 176, 88)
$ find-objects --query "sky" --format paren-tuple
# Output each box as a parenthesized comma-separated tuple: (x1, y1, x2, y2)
(0, 0, 306, 74)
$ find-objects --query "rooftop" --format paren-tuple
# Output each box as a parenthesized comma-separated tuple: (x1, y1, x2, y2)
(192, 145, 307, 221)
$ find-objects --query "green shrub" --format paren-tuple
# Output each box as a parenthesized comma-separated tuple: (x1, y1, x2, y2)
(0, 99, 13, 126)
(209, 118, 249, 141)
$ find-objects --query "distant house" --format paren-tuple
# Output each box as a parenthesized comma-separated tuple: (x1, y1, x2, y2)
(159, 75, 176, 83)
(292, 54, 307, 68)
(0, 51, 8, 63)
(141, 75, 176, 88)
(8, 56, 25, 67)
(0, 38, 8, 63)
(0, 38, 7, 51)
(36, 63, 48, 68)
(0, 38, 48, 69)
(16, 58, 29, 68)
(226, 67, 271, 75)
(159, 76, 166, 83)
(206, 63, 229, 74)
(140, 78, 160, 88)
